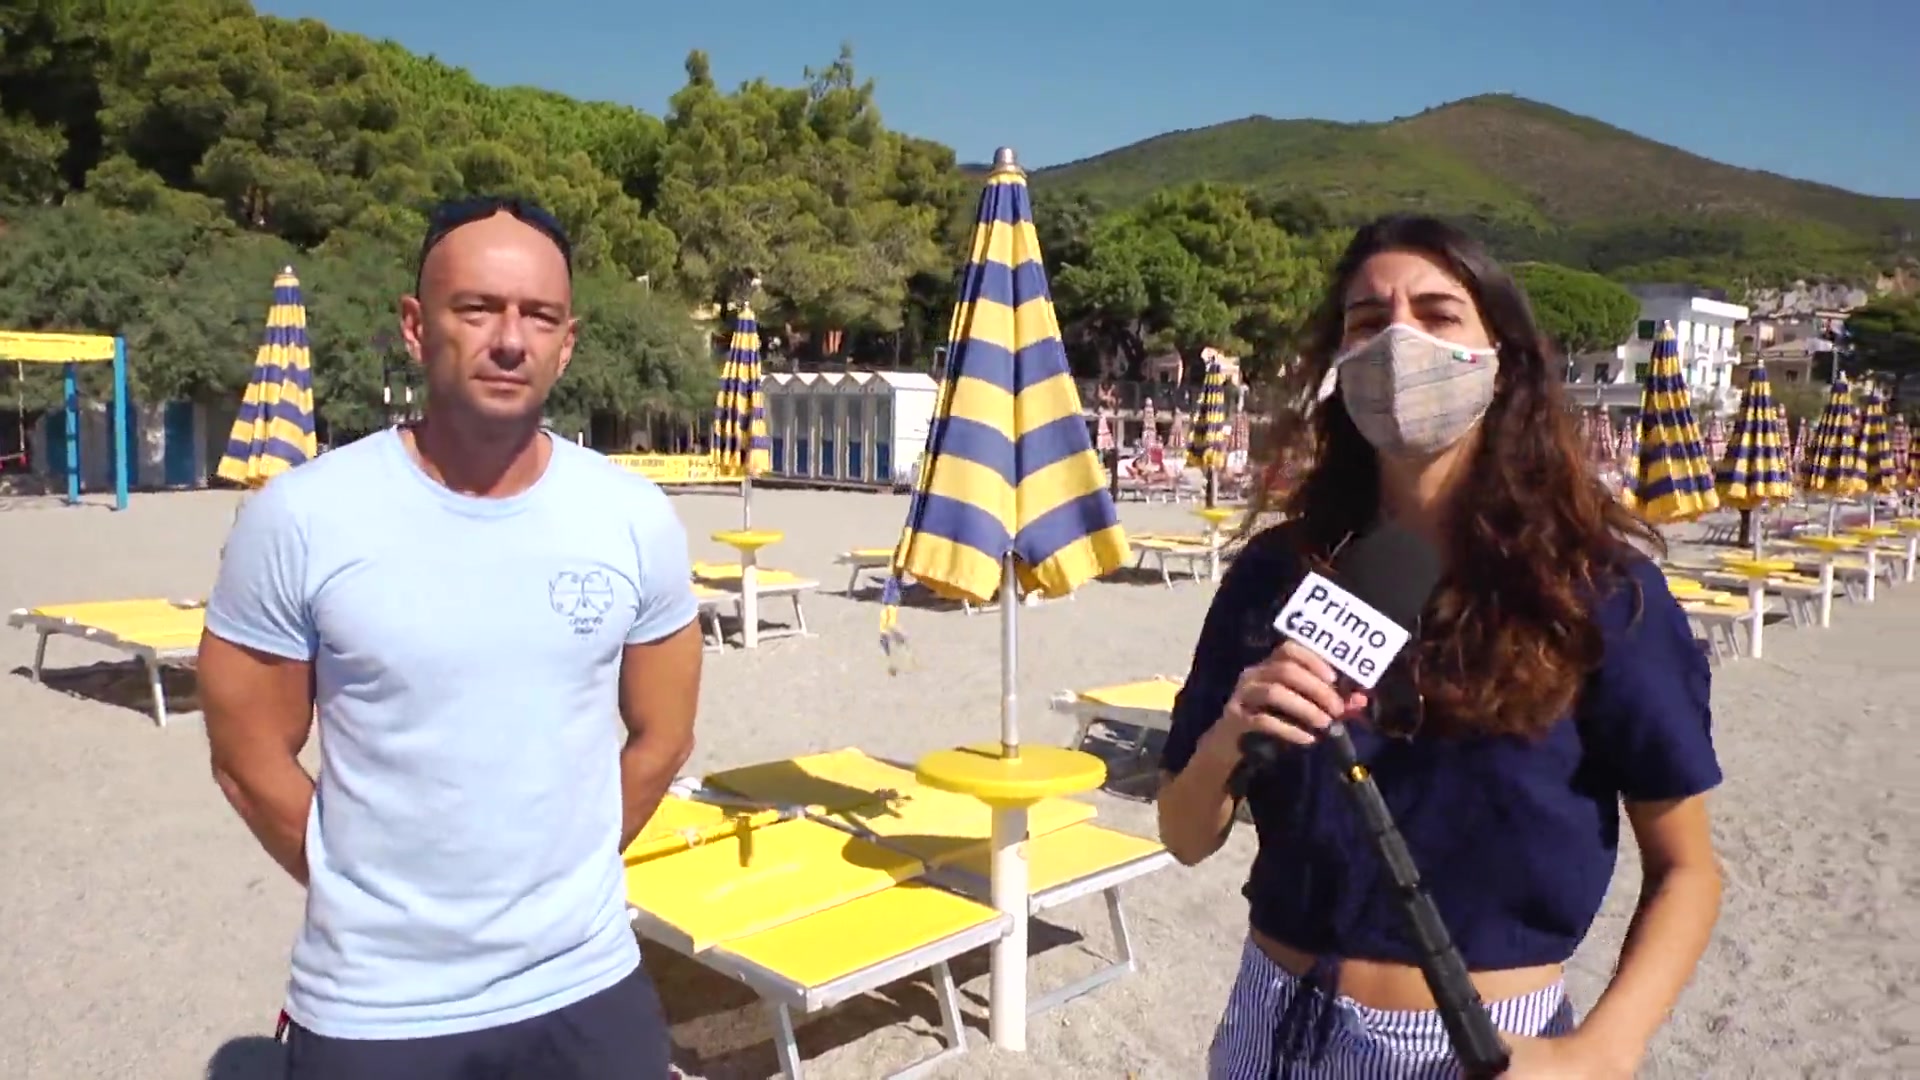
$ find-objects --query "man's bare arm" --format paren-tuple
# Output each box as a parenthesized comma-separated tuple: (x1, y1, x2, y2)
(200, 632, 317, 886)
(617, 619, 703, 851)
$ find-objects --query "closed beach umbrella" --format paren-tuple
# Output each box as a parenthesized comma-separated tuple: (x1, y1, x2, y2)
(217, 267, 317, 487)
(1714, 365, 1793, 556)
(1857, 387, 1896, 496)
(1714, 366, 1793, 510)
(878, 148, 1130, 1050)
(1189, 357, 1230, 505)
(711, 306, 770, 526)
(1801, 378, 1866, 499)
(1627, 323, 1719, 523)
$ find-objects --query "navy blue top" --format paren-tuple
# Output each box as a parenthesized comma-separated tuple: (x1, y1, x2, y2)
(1162, 525, 1722, 978)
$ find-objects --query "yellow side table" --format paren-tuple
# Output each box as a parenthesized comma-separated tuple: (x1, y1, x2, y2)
(1789, 535, 1858, 627)
(1719, 558, 1778, 659)
(1895, 519, 1920, 584)
(1192, 506, 1239, 582)
(711, 528, 784, 649)
(917, 743, 1106, 1052)
(1848, 524, 1901, 601)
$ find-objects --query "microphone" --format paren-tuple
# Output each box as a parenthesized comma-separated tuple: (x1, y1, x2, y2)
(1228, 522, 1511, 1079)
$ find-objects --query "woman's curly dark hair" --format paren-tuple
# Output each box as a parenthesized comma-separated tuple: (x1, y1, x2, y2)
(1250, 215, 1662, 739)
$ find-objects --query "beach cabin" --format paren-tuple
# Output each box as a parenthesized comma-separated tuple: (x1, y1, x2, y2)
(762, 370, 939, 487)
(836, 373, 874, 483)
(869, 372, 938, 488)
(25, 399, 218, 491)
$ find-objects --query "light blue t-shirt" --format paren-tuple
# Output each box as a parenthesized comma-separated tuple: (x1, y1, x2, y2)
(206, 428, 698, 1040)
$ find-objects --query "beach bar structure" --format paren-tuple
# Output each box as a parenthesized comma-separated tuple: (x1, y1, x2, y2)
(0, 331, 132, 509)
(763, 371, 937, 488)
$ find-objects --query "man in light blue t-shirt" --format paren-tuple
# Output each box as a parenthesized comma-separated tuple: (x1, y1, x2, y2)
(200, 198, 700, 1079)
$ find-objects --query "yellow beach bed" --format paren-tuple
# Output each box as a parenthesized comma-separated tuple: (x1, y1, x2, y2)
(8, 599, 206, 727)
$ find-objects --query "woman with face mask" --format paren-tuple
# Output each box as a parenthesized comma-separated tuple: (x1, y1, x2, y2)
(1156, 216, 1723, 1079)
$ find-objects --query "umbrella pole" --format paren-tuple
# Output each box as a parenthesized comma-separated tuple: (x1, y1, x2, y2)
(1865, 492, 1879, 601)
(988, 551, 1030, 1051)
(741, 473, 752, 529)
(1205, 468, 1217, 509)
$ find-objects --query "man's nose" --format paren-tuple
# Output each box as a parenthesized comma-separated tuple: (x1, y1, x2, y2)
(490, 314, 528, 368)
(1388, 297, 1418, 326)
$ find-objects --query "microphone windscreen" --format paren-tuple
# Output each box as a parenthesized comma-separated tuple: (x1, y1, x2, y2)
(1329, 522, 1444, 634)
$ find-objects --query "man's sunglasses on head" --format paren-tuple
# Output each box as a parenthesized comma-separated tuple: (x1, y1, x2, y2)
(416, 196, 574, 287)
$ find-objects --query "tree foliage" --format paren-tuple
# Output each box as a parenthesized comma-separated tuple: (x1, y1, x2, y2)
(4, 0, 1806, 443)
(1844, 295, 1920, 382)
(1511, 262, 1641, 359)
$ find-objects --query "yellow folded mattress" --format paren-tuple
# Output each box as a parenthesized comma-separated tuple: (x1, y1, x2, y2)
(623, 794, 782, 865)
(944, 823, 1168, 893)
(625, 817, 923, 953)
(20, 599, 206, 651)
(692, 563, 812, 588)
(1077, 678, 1179, 713)
(706, 748, 1097, 867)
(719, 881, 1003, 990)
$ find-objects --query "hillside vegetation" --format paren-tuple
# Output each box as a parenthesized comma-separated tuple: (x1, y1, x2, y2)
(1036, 95, 1920, 290)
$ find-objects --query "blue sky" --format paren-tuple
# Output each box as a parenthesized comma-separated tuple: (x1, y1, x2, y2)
(258, 0, 1918, 198)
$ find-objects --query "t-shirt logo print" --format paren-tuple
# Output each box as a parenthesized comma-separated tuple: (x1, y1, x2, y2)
(549, 570, 615, 636)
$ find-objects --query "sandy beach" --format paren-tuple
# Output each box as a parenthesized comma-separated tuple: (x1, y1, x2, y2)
(0, 484, 1913, 1079)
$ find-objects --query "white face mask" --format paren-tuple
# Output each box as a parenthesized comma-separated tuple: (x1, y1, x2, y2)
(1334, 323, 1499, 457)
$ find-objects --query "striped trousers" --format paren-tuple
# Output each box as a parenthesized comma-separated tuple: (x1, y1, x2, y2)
(1208, 938, 1575, 1079)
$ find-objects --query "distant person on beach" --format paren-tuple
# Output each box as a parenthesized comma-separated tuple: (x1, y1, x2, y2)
(1157, 215, 1722, 1078)
(198, 196, 699, 1080)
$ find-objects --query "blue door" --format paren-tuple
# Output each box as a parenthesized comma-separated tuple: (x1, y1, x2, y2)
(163, 401, 197, 487)
(41, 410, 72, 482)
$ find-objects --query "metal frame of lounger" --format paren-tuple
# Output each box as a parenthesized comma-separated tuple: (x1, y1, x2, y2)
(8, 603, 202, 727)
(691, 589, 731, 653)
(835, 551, 1074, 616)
(1050, 680, 1177, 766)
(697, 571, 820, 643)
(1131, 538, 1210, 587)
(919, 829, 1175, 1016)
(1683, 602, 1751, 664)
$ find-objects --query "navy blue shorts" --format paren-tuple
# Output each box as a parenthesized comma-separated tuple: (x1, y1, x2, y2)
(281, 964, 671, 1080)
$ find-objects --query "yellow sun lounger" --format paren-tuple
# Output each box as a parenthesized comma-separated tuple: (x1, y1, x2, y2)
(692, 564, 819, 642)
(8, 599, 207, 727)
(706, 748, 1174, 1017)
(625, 810, 1006, 1080)
(833, 548, 1028, 615)
(1050, 676, 1181, 764)
(1129, 537, 1212, 587)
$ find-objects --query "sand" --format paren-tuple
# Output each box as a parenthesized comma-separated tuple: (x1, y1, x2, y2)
(0, 485, 1913, 1079)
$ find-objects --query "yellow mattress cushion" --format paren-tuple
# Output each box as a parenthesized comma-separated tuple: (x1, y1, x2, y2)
(626, 817, 922, 953)
(942, 822, 1167, 891)
(706, 748, 1097, 864)
(1077, 678, 1179, 713)
(718, 882, 1003, 990)
(623, 794, 780, 865)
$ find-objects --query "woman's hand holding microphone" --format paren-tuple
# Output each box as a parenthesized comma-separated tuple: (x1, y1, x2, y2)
(1194, 641, 1369, 774)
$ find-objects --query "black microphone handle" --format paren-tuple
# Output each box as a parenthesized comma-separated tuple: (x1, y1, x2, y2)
(1322, 721, 1512, 1079)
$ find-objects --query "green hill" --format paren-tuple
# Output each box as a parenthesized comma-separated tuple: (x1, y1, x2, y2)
(1033, 95, 1920, 286)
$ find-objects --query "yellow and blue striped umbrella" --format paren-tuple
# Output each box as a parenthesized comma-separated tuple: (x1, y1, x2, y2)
(1189, 356, 1230, 474)
(1714, 365, 1793, 510)
(1857, 386, 1896, 494)
(1628, 323, 1719, 523)
(216, 266, 317, 487)
(1801, 378, 1867, 497)
(711, 306, 770, 523)
(881, 149, 1129, 643)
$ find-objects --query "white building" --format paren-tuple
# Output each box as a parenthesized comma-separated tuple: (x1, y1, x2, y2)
(1563, 286, 1750, 414)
